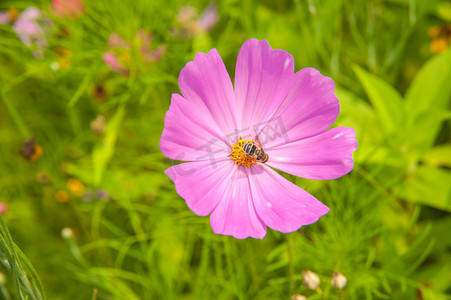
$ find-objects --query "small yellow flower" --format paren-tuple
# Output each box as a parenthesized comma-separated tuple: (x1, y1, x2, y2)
(7, 7, 19, 21)
(119, 52, 131, 64)
(428, 24, 451, 53)
(427, 26, 442, 37)
(21, 137, 43, 162)
(55, 47, 73, 71)
(55, 190, 69, 203)
(67, 178, 85, 197)
(31, 144, 43, 161)
(58, 58, 71, 71)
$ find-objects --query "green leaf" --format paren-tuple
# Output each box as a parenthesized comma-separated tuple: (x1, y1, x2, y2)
(335, 87, 380, 140)
(0, 216, 46, 300)
(403, 110, 451, 155)
(429, 215, 451, 253)
(398, 166, 451, 212)
(423, 143, 451, 167)
(192, 31, 213, 55)
(353, 65, 406, 136)
(415, 263, 451, 300)
(438, 2, 451, 22)
(92, 105, 126, 186)
(356, 143, 409, 168)
(67, 61, 100, 107)
(404, 49, 451, 126)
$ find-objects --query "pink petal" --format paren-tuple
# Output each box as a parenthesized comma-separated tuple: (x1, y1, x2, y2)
(176, 5, 197, 24)
(262, 68, 339, 149)
(0, 12, 11, 24)
(234, 39, 294, 139)
(141, 45, 166, 63)
(165, 158, 234, 216)
(178, 48, 238, 141)
(20, 7, 42, 20)
(210, 165, 267, 239)
(136, 29, 153, 45)
(102, 51, 129, 76)
(160, 94, 231, 161)
(13, 18, 43, 36)
(108, 33, 131, 49)
(249, 164, 329, 232)
(266, 127, 358, 180)
(51, 0, 83, 18)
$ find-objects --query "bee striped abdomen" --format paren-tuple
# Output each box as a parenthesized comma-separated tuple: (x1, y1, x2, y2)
(242, 143, 257, 156)
(242, 142, 269, 163)
(256, 150, 269, 163)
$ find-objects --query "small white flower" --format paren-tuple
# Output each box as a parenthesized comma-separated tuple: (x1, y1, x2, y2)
(302, 270, 320, 290)
(331, 271, 347, 289)
(61, 227, 74, 239)
(50, 61, 60, 71)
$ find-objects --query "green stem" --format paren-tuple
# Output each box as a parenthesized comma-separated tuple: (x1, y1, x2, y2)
(287, 175, 299, 295)
(0, 87, 30, 139)
(287, 233, 294, 294)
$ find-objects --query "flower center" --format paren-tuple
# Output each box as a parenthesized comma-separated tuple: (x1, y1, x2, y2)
(230, 138, 256, 168)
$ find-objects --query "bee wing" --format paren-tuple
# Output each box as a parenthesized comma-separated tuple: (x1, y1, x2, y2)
(253, 134, 263, 148)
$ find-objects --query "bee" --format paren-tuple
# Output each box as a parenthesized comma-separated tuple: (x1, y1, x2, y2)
(242, 135, 269, 163)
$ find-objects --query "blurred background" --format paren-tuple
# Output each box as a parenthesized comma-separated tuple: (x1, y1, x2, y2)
(0, 0, 450, 299)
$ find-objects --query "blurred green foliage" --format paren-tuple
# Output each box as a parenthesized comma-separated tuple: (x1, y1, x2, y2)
(0, 0, 450, 299)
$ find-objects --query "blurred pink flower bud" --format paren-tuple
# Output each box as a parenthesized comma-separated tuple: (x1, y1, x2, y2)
(0, 202, 8, 215)
(198, 3, 219, 32)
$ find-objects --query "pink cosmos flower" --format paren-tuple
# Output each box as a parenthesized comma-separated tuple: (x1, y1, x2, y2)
(51, 0, 84, 19)
(12, 7, 52, 58)
(0, 11, 12, 24)
(102, 31, 165, 76)
(160, 39, 358, 239)
(172, 3, 219, 38)
(135, 29, 167, 63)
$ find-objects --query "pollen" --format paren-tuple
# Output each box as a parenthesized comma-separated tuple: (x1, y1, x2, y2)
(230, 138, 256, 167)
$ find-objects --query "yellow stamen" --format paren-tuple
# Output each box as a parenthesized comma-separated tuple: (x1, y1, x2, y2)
(230, 138, 256, 168)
